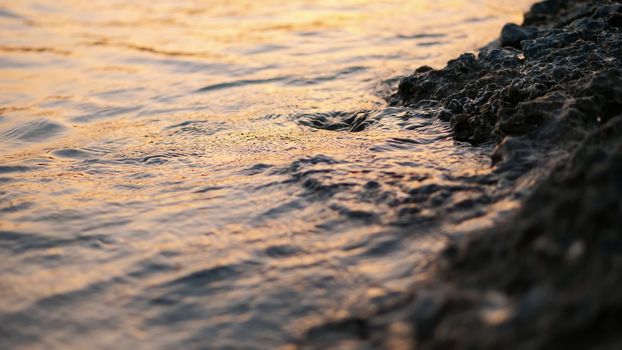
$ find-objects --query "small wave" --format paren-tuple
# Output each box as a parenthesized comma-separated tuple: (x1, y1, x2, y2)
(295, 107, 428, 132)
(0, 46, 71, 56)
(195, 66, 367, 93)
(242, 163, 273, 176)
(71, 106, 141, 123)
(165, 120, 228, 136)
(396, 33, 446, 40)
(0, 230, 111, 254)
(150, 264, 250, 302)
(417, 41, 446, 47)
(52, 148, 106, 160)
(0, 165, 38, 174)
(195, 77, 290, 93)
(0, 119, 66, 143)
(296, 111, 364, 131)
(263, 244, 302, 258)
(242, 44, 288, 55)
(287, 66, 368, 86)
(0, 9, 23, 19)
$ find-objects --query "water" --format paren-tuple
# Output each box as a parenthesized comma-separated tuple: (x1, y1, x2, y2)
(0, 1, 533, 348)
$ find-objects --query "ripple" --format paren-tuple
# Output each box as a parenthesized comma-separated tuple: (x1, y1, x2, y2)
(0, 202, 33, 214)
(0, 9, 23, 19)
(0, 119, 65, 143)
(195, 77, 290, 93)
(52, 148, 101, 159)
(287, 66, 368, 86)
(243, 163, 273, 176)
(417, 41, 446, 47)
(157, 264, 246, 297)
(263, 244, 302, 258)
(0, 46, 72, 56)
(296, 111, 361, 131)
(242, 44, 288, 55)
(396, 33, 447, 40)
(296, 107, 427, 132)
(0, 230, 111, 254)
(165, 120, 228, 136)
(71, 106, 141, 123)
(0, 165, 38, 173)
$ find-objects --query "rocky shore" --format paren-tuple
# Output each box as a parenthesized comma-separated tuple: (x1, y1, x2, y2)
(300, 0, 622, 348)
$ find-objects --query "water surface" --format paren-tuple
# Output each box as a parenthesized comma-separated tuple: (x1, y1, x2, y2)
(0, 1, 533, 348)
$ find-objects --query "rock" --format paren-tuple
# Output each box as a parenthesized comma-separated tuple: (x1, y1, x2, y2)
(500, 23, 531, 49)
(608, 13, 622, 27)
(391, 0, 622, 147)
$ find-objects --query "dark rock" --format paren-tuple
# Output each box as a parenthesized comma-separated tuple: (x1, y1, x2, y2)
(435, 108, 453, 122)
(500, 23, 532, 49)
(571, 17, 605, 40)
(391, 0, 622, 148)
(393, 0, 622, 346)
(523, 0, 562, 26)
(608, 13, 622, 27)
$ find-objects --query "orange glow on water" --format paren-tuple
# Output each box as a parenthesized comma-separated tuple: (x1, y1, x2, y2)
(0, 0, 534, 347)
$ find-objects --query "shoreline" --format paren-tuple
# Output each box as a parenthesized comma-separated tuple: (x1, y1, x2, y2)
(301, 0, 622, 348)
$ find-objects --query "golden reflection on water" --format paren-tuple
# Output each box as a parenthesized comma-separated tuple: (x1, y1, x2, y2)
(0, 0, 535, 348)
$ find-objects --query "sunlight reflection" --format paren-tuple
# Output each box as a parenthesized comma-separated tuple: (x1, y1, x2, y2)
(0, 0, 534, 348)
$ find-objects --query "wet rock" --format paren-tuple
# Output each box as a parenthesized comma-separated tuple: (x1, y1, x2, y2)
(500, 23, 533, 49)
(391, 0, 622, 150)
(608, 13, 622, 27)
(394, 0, 622, 346)
(571, 17, 605, 40)
(435, 108, 453, 122)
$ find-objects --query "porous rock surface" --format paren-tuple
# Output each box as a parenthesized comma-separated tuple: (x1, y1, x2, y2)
(300, 0, 622, 349)
(392, 0, 622, 148)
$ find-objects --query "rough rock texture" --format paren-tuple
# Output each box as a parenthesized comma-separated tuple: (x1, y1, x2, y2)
(300, 0, 622, 349)
(392, 0, 622, 147)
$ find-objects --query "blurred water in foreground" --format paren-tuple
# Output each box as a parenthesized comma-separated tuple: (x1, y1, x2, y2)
(0, 1, 533, 348)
